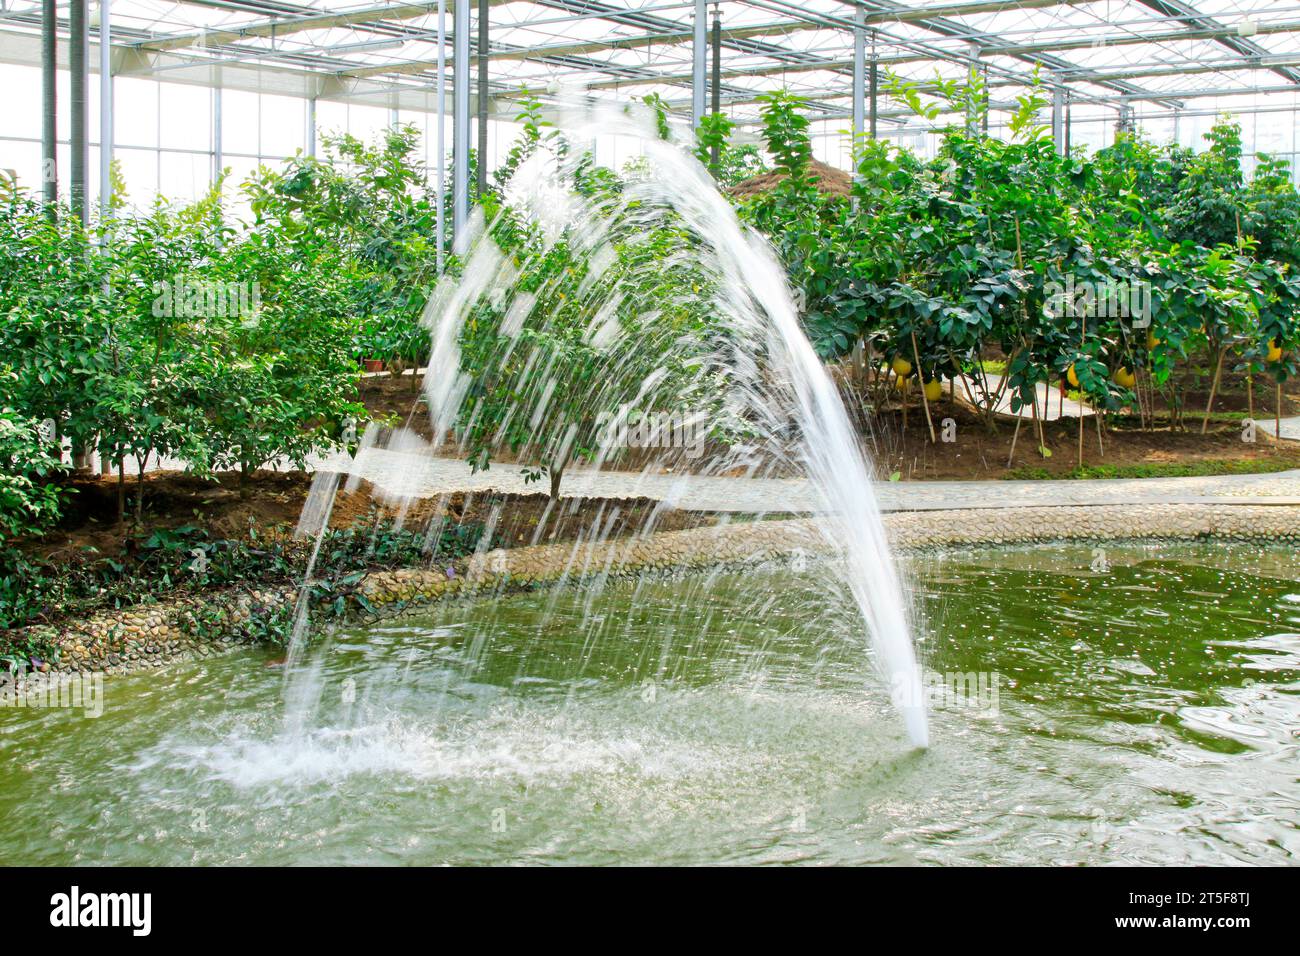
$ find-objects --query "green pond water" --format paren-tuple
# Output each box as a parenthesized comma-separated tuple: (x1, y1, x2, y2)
(2, 541, 1298, 865)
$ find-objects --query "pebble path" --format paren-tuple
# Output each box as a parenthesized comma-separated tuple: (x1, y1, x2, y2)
(317, 444, 1300, 514)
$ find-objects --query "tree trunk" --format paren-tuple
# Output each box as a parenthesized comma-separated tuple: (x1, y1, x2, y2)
(71, 441, 94, 475)
(135, 464, 146, 523)
(548, 463, 564, 501)
(1201, 347, 1224, 434)
(116, 460, 126, 525)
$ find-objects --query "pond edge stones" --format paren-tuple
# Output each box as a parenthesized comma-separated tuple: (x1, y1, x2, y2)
(7, 502, 1300, 684)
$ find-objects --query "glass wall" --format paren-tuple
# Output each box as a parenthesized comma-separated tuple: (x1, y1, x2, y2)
(6, 59, 1300, 214)
(0, 62, 535, 216)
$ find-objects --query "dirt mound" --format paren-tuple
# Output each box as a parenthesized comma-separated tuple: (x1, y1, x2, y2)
(729, 158, 853, 199)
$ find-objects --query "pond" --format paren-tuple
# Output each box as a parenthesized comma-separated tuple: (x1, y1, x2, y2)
(2, 541, 1297, 865)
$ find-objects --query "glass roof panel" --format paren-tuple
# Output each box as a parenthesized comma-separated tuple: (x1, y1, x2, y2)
(0, 0, 1296, 121)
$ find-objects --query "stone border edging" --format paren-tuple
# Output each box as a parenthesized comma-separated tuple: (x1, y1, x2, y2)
(887, 502, 1300, 549)
(6, 502, 1300, 689)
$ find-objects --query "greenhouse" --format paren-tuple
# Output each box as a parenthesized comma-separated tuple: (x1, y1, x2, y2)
(1, 0, 1298, 883)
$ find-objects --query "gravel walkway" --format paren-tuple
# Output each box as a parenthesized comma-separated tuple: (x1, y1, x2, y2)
(317, 446, 1300, 514)
(85, 411, 1300, 515)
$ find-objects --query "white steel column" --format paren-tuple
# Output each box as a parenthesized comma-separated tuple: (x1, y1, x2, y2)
(869, 32, 878, 139)
(70, 0, 88, 222)
(306, 96, 317, 157)
(1053, 86, 1066, 155)
(691, 0, 706, 131)
(98, 0, 113, 225)
(436, 0, 447, 273)
(212, 84, 223, 184)
(852, 6, 864, 148)
(453, 0, 470, 252)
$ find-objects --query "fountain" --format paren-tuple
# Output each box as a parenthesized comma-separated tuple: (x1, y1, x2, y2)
(284, 99, 928, 748)
(13, 103, 1300, 871)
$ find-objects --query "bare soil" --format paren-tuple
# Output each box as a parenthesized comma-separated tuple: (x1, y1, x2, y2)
(361, 370, 1300, 485)
(27, 364, 1299, 559)
(867, 398, 1300, 481)
(27, 469, 720, 563)
(358, 372, 753, 473)
(327, 483, 719, 548)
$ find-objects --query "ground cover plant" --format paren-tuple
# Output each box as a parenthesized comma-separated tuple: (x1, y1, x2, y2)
(4, 89, 1300, 665)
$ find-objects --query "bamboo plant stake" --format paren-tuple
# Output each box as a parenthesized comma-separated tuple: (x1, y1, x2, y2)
(946, 346, 980, 412)
(1032, 377, 1046, 453)
(1145, 369, 1153, 429)
(1078, 315, 1086, 470)
(1201, 345, 1224, 434)
(912, 329, 936, 443)
(900, 366, 908, 433)
(1014, 220, 1043, 457)
(1139, 347, 1147, 426)
(1007, 405, 1024, 467)
(1278, 382, 1284, 440)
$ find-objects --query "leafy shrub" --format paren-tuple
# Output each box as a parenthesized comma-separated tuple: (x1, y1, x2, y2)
(0, 403, 62, 538)
(734, 83, 1300, 426)
(0, 513, 493, 656)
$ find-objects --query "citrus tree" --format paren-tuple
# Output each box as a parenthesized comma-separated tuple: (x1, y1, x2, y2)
(452, 131, 732, 499)
(736, 83, 1300, 436)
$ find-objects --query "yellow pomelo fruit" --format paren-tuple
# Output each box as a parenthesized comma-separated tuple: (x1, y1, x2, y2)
(1146, 331, 1160, 351)
(923, 379, 943, 403)
(1266, 339, 1284, 363)
(891, 356, 913, 377)
(1113, 367, 1136, 388)
(1066, 364, 1079, 388)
